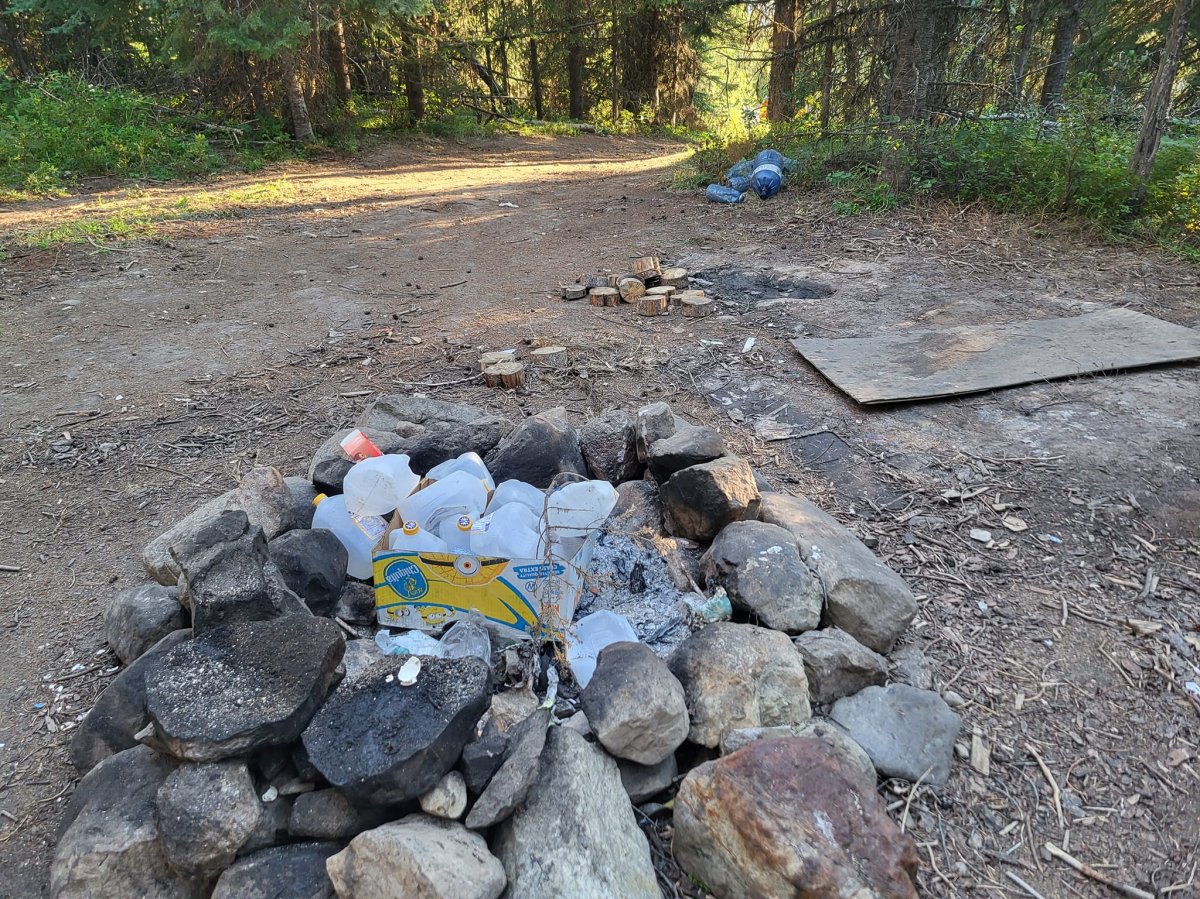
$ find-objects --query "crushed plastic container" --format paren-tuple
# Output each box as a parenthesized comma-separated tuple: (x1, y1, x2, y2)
(313, 493, 383, 580)
(749, 149, 785, 200)
(471, 503, 540, 558)
(439, 614, 492, 662)
(545, 480, 619, 541)
(376, 628, 443, 656)
(388, 520, 448, 553)
(566, 610, 638, 687)
(707, 184, 744, 204)
(398, 470, 488, 534)
(425, 452, 496, 492)
(342, 454, 420, 517)
(485, 479, 545, 516)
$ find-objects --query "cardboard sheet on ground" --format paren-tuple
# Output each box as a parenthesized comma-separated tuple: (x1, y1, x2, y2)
(791, 308, 1200, 404)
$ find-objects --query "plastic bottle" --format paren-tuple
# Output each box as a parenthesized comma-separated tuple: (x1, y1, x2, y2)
(439, 614, 492, 662)
(342, 454, 420, 517)
(388, 520, 449, 553)
(706, 183, 744, 204)
(566, 610, 638, 687)
(749, 148, 785, 200)
(471, 503, 541, 558)
(438, 514, 475, 552)
(425, 452, 496, 492)
(485, 479, 546, 517)
(398, 470, 488, 534)
(545, 480, 619, 541)
(312, 493, 382, 580)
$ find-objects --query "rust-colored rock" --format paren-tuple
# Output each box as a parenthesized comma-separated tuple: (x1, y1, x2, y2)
(673, 737, 918, 899)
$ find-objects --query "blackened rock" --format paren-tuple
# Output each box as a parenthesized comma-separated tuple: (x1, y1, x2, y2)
(461, 732, 511, 794)
(312, 458, 353, 496)
(607, 481, 662, 536)
(465, 709, 549, 829)
(634, 402, 676, 462)
(580, 642, 688, 765)
(155, 760, 263, 877)
(284, 476, 319, 530)
(485, 416, 587, 489)
(145, 616, 344, 762)
(268, 529, 348, 616)
(647, 426, 725, 482)
(290, 788, 382, 841)
(172, 510, 310, 633)
(69, 629, 192, 775)
(580, 410, 642, 484)
(661, 456, 761, 543)
(701, 520, 822, 633)
(302, 656, 491, 805)
(334, 581, 378, 626)
(618, 754, 677, 803)
(240, 794, 293, 856)
(51, 746, 206, 899)
(308, 428, 406, 480)
(794, 627, 888, 704)
(104, 584, 187, 665)
(403, 415, 514, 474)
(211, 843, 339, 899)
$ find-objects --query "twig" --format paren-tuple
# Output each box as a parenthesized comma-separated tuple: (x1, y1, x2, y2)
(0, 565, 21, 573)
(396, 374, 483, 389)
(1026, 743, 1065, 830)
(1005, 870, 1049, 899)
(1043, 842, 1154, 899)
(438, 279, 468, 289)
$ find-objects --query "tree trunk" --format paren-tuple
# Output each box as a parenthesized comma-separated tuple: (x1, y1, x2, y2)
(328, 3, 353, 102)
(400, 26, 425, 123)
(767, 0, 799, 122)
(1130, 0, 1198, 212)
(525, 0, 543, 118)
(819, 0, 837, 131)
(923, 0, 960, 117)
(610, 0, 619, 124)
(568, 38, 586, 119)
(1, 11, 36, 78)
(282, 55, 315, 141)
(1039, 0, 1083, 114)
(1007, 0, 1041, 107)
(886, 0, 937, 121)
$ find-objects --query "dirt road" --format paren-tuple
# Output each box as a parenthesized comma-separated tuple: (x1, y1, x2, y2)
(1, 134, 1198, 897)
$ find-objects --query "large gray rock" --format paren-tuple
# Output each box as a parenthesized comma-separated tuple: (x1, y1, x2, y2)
(618, 754, 677, 803)
(760, 493, 917, 654)
(211, 843, 339, 899)
(240, 793, 293, 856)
(580, 410, 642, 484)
(290, 789, 379, 841)
(144, 615, 344, 762)
(719, 719, 876, 793)
(51, 746, 206, 899)
(70, 629, 192, 775)
(308, 428, 407, 479)
(701, 520, 822, 633)
(661, 456, 761, 543)
(492, 728, 659, 898)
(794, 627, 888, 704)
(267, 528, 348, 616)
(171, 510, 310, 633)
(673, 737, 919, 899)
(403, 415, 514, 474)
(464, 709, 549, 830)
(358, 395, 486, 434)
(634, 402, 676, 462)
(104, 584, 187, 665)
(302, 656, 491, 805)
(284, 476, 319, 530)
(485, 415, 587, 489)
(647, 426, 724, 482)
(889, 645, 934, 690)
(155, 760, 263, 876)
(668, 622, 811, 749)
(830, 684, 961, 785)
(580, 642, 688, 765)
(327, 816, 505, 899)
(313, 458, 354, 495)
(607, 481, 662, 536)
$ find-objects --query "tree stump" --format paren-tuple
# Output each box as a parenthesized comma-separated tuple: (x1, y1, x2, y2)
(673, 288, 705, 307)
(607, 274, 622, 288)
(661, 267, 689, 290)
(530, 345, 569, 369)
(631, 256, 662, 280)
(589, 287, 620, 307)
(479, 349, 517, 371)
(637, 295, 669, 316)
(646, 285, 675, 301)
(483, 361, 526, 389)
(561, 284, 587, 301)
(680, 296, 715, 318)
(618, 277, 647, 302)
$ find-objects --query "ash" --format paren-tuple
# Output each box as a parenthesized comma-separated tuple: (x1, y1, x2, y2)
(578, 532, 695, 656)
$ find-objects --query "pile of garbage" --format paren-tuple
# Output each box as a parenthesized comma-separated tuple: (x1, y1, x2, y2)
(706, 148, 795, 204)
(52, 395, 960, 899)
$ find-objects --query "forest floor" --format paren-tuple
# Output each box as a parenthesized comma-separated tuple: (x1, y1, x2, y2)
(1, 133, 1198, 898)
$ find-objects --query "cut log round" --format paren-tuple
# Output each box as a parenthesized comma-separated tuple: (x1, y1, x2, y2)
(562, 284, 587, 301)
(680, 296, 715, 318)
(479, 349, 517, 371)
(618, 277, 647, 302)
(607, 274, 622, 288)
(637, 295, 669, 317)
(483, 361, 526, 389)
(673, 288, 706, 307)
(530, 345, 570, 369)
(630, 256, 662, 279)
(646, 285, 675, 299)
(589, 287, 621, 307)
(661, 267, 689, 290)
(584, 274, 610, 290)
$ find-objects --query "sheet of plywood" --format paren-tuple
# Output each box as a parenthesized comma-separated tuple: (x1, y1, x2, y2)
(791, 308, 1200, 404)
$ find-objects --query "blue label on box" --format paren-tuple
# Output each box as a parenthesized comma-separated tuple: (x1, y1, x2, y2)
(511, 562, 565, 580)
(383, 559, 429, 600)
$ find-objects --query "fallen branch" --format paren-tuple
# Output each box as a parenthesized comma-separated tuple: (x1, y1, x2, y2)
(1043, 842, 1154, 899)
(1026, 743, 1065, 830)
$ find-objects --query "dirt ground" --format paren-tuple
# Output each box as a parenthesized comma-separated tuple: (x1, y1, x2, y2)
(1, 134, 1198, 898)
